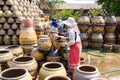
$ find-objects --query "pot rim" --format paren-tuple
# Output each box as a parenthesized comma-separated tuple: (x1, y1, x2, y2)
(44, 75, 71, 80)
(90, 78, 107, 80)
(42, 62, 64, 71)
(12, 56, 35, 64)
(77, 65, 98, 74)
(7, 45, 20, 49)
(0, 68, 28, 80)
(0, 50, 11, 55)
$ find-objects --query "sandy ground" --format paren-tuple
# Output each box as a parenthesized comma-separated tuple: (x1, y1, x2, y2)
(0, 46, 120, 80)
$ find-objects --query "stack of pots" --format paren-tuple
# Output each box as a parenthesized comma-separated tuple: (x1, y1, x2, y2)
(104, 16, 117, 45)
(78, 16, 90, 49)
(0, 0, 44, 45)
(90, 16, 105, 49)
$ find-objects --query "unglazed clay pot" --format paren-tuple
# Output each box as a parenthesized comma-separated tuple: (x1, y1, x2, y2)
(0, 68, 32, 80)
(6, 45, 24, 57)
(44, 75, 71, 80)
(39, 62, 67, 80)
(8, 56, 38, 79)
(73, 65, 101, 80)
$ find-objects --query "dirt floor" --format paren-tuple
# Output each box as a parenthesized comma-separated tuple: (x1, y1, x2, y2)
(0, 46, 120, 80)
(81, 49, 120, 80)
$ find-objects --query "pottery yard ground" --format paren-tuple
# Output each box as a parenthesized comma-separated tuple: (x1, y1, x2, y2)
(0, 46, 120, 80)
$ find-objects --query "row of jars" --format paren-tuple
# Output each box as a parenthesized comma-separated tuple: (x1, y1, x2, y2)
(0, 29, 20, 35)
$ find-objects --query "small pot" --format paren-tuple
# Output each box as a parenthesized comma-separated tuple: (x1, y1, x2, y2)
(0, 17, 6, 23)
(8, 17, 14, 23)
(7, 29, 14, 35)
(3, 23, 10, 29)
(103, 44, 113, 52)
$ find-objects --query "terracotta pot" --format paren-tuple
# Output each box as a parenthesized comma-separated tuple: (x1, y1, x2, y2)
(37, 35, 52, 51)
(0, 17, 6, 23)
(91, 33, 103, 42)
(103, 44, 113, 52)
(44, 75, 71, 80)
(8, 56, 38, 79)
(0, 50, 13, 62)
(105, 26, 116, 33)
(31, 47, 44, 61)
(6, 45, 24, 57)
(113, 45, 120, 53)
(73, 65, 101, 80)
(39, 62, 67, 80)
(3, 35, 11, 45)
(0, 68, 32, 80)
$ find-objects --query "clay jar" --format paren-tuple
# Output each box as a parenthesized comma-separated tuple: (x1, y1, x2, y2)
(91, 33, 103, 42)
(6, 45, 24, 57)
(44, 75, 71, 80)
(73, 65, 101, 80)
(0, 68, 32, 80)
(19, 19, 37, 45)
(8, 56, 38, 79)
(39, 62, 67, 80)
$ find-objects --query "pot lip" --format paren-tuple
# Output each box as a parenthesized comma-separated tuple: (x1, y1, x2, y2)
(0, 50, 11, 55)
(7, 45, 20, 49)
(44, 75, 71, 80)
(42, 62, 63, 71)
(12, 56, 34, 64)
(90, 78, 107, 80)
(0, 68, 28, 80)
(77, 65, 98, 74)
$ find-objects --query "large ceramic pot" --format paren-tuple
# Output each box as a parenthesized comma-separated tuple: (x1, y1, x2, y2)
(105, 16, 116, 25)
(91, 16, 105, 25)
(4, 10, 12, 17)
(89, 41, 103, 49)
(105, 25, 116, 33)
(82, 41, 89, 49)
(8, 56, 38, 79)
(44, 75, 71, 80)
(37, 35, 52, 51)
(31, 47, 44, 61)
(6, 45, 24, 57)
(113, 45, 120, 53)
(80, 33, 89, 41)
(104, 33, 116, 44)
(103, 44, 113, 52)
(92, 25, 104, 33)
(39, 62, 67, 80)
(91, 33, 103, 42)
(0, 68, 32, 80)
(19, 19, 37, 45)
(78, 16, 90, 32)
(73, 65, 101, 80)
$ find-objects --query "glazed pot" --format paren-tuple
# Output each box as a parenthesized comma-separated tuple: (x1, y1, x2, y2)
(91, 33, 103, 42)
(82, 41, 89, 49)
(3, 23, 10, 29)
(4, 10, 12, 17)
(0, 68, 32, 80)
(104, 33, 116, 40)
(37, 35, 52, 51)
(113, 45, 120, 53)
(12, 23, 18, 29)
(19, 19, 37, 45)
(3, 35, 11, 45)
(7, 29, 14, 35)
(0, 29, 6, 35)
(0, 10, 4, 17)
(0, 50, 13, 62)
(8, 56, 38, 79)
(39, 62, 67, 80)
(12, 35, 19, 45)
(77, 16, 90, 24)
(78, 24, 89, 32)
(89, 41, 103, 49)
(103, 44, 113, 52)
(8, 17, 14, 23)
(6, 45, 24, 57)
(92, 25, 104, 33)
(73, 65, 101, 80)
(31, 47, 44, 61)
(44, 75, 71, 80)
(3, 5, 9, 11)
(0, 17, 6, 23)
(91, 16, 105, 25)
(80, 33, 89, 41)
(105, 25, 116, 33)
(105, 16, 116, 25)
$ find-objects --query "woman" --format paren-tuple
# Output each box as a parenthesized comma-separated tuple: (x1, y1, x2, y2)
(63, 17, 82, 73)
